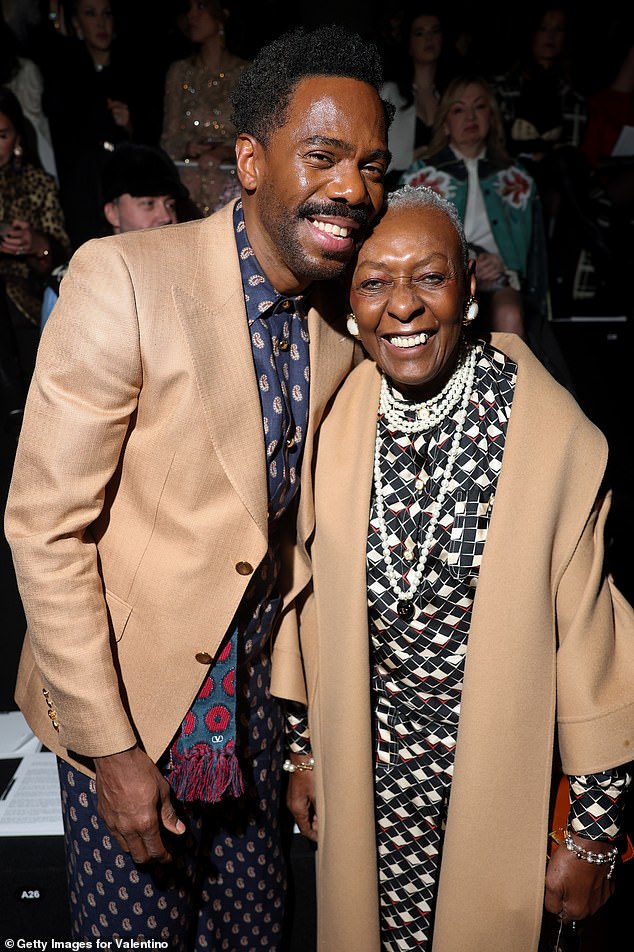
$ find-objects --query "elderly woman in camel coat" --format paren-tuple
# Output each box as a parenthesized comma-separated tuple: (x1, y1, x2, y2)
(272, 186, 634, 952)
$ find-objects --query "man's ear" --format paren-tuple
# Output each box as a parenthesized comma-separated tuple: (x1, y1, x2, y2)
(103, 201, 121, 232)
(235, 133, 263, 192)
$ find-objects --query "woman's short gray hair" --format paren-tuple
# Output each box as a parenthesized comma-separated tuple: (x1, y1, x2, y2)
(386, 185, 469, 267)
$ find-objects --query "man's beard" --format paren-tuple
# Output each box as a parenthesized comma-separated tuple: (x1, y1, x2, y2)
(259, 188, 370, 283)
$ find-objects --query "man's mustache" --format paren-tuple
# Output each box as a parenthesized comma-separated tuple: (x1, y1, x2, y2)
(297, 202, 369, 228)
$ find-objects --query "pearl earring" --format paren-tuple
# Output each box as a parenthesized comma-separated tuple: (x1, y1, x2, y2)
(463, 296, 479, 325)
(346, 313, 360, 337)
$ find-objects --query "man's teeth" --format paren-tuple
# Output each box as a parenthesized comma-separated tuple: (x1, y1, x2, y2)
(389, 333, 429, 348)
(310, 219, 351, 239)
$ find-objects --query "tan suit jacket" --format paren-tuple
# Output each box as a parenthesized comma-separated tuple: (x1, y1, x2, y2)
(5, 201, 356, 773)
(272, 335, 634, 952)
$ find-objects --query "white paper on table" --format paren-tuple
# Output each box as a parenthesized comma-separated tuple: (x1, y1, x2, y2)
(611, 125, 634, 157)
(0, 710, 42, 758)
(0, 752, 63, 836)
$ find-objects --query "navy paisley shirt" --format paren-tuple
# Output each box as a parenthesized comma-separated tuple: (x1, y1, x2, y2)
(234, 199, 310, 519)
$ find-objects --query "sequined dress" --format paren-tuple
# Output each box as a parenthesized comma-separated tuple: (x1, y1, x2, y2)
(161, 52, 248, 216)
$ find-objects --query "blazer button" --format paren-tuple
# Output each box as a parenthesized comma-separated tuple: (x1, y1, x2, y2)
(235, 561, 253, 575)
(195, 651, 213, 664)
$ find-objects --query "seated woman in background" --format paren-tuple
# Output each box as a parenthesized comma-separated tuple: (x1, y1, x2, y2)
(283, 185, 634, 952)
(489, 4, 588, 204)
(0, 12, 58, 180)
(380, 4, 460, 190)
(398, 73, 572, 387)
(0, 86, 70, 436)
(579, 27, 634, 313)
(161, 0, 248, 217)
(42, 0, 140, 247)
(581, 35, 634, 170)
(399, 74, 544, 338)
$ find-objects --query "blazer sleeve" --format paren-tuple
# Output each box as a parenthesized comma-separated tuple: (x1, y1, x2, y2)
(4, 238, 143, 758)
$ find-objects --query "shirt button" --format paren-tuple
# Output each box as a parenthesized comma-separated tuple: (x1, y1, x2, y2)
(235, 561, 253, 575)
(286, 436, 295, 448)
(280, 299, 292, 311)
(278, 339, 289, 351)
(195, 651, 213, 664)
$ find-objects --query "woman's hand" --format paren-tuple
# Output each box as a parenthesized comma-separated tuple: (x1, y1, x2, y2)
(286, 754, 318, 844)
(0, 219, 32, 257)
(474, 251, 507, 290)
(544, 833, 617, 923)
(0, 220, 54, 271)
(107, 99, 132, 133)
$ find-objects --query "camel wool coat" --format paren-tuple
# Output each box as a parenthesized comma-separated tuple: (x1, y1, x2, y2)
(5, 200, 355, 773)
(271, 334, 634, 952)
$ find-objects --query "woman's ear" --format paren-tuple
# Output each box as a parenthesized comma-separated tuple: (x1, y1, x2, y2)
(468, 258, 477, 297)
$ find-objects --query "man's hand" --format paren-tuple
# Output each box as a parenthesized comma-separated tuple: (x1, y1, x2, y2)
(286, 754, 318, 844)
(94, 745, 185, 864)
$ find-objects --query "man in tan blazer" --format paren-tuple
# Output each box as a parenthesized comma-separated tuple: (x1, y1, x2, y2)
(4, 25, 391, 947)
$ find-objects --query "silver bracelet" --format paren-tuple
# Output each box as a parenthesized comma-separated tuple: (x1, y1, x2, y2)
(282, 757, 315, 773)
(564, 828, 620, 879)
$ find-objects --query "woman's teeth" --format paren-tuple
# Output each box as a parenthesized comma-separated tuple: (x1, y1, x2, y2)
(389, 332, 429, 348)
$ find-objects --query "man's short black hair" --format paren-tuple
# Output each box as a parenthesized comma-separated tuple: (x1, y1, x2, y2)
(230, 24, 393, 146)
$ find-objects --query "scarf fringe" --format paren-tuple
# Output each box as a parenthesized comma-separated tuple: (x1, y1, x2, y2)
(168, 741, 244, 803)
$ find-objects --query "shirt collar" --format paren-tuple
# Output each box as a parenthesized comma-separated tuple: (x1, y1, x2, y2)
(450, 145, 486, 166)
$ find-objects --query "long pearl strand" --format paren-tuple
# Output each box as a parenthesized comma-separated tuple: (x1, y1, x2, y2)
(374, 341, 478, 620)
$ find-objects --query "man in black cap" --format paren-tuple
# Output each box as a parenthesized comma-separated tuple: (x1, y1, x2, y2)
(40, 142, 193, 329)
(101, 140, 193, 234)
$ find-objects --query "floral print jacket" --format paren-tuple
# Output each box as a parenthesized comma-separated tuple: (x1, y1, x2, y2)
(399, 147, 549, 316)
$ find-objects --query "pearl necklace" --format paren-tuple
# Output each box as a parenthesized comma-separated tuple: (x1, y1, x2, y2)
(374, 341, 478, 620)
(378, 341, 474, 434)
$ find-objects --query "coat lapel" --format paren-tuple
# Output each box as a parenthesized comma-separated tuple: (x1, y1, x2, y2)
(296, 284, 357, 547)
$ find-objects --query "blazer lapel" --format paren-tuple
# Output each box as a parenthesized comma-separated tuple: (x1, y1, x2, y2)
(172, 206, 268, 537)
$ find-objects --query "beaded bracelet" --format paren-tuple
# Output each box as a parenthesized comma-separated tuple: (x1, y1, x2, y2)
(563, 828, 620, 879)
(282, 757, 315, 774)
